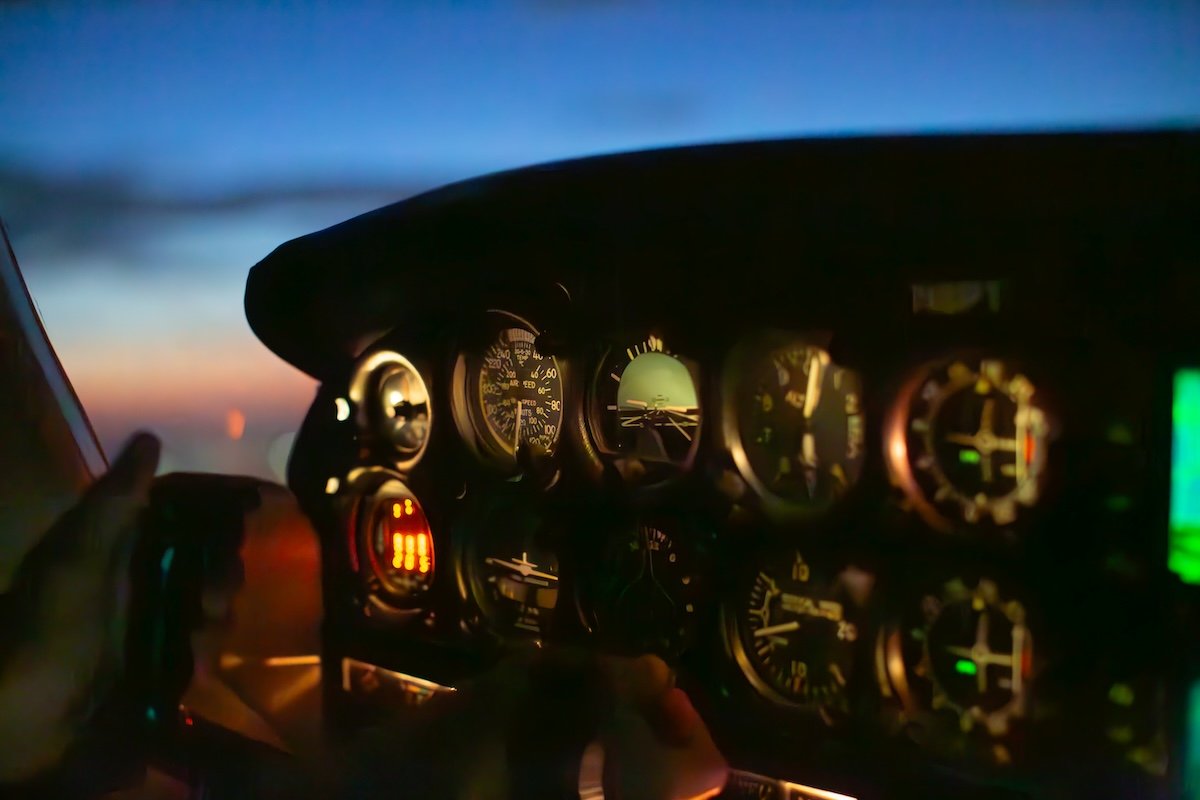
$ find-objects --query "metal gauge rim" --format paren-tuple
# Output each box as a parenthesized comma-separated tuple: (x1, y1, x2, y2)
(584, 334, 703, 485)
(722, 331, 865, 522)
(347, 469, 434, 621)
(454, 502, 561, 643)
(577, 519, 706, 658)
(876, 576, 1034, 741)
(347, 350, 432, 471)
(883, 354, 1050, 532)
(451, 309, 565, 468)
(725, 550, 867, 719)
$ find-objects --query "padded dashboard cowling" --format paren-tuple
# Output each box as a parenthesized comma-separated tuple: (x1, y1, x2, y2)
(245, 131, 1200, 381)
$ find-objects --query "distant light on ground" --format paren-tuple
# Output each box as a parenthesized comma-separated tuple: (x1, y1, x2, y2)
(226, 408, 246, 440)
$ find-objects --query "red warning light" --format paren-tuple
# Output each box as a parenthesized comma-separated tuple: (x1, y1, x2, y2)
(375, 490, 434, 582)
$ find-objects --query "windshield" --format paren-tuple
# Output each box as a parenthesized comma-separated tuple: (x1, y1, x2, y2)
(2, 1, 1197, 479)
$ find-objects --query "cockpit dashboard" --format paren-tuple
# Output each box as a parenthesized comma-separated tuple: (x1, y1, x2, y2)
(246, 130, 1200, 799)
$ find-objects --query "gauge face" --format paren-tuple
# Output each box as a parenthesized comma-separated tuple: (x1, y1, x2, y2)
(350, 351, 432, 466)
(358, 482, 434, 607)
(475, 319, 564, 456)
(591, 335, 701, 472)
(587, 522, 706, 658)
(377, 361, 431, 456)
(463, 514, 560, 639)
(733, 340, 865, 510)
(879, 577, 1032, 739)
(731, 550, 870, 720)
(889, 357, 1049, 529)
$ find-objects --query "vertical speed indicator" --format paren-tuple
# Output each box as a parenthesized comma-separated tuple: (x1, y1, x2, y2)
(728, 549, 873, 723)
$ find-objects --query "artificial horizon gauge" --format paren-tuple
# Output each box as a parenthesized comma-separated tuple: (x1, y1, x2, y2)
(459, 501, 561, 640)
(348, 351, 432, 468)
(584, 521, 708, 658)
(885, 356, 1050, 530)
(354, 479, 435, 610)
(454, 310, 564, 466)
(727, 337, 865, 516)
(728, 549, 873, 723)
(877, 577, 1033, 745)
(589, 334, 701, 480)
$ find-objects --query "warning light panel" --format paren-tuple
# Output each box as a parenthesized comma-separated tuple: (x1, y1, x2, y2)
(358, 479, 435, 607)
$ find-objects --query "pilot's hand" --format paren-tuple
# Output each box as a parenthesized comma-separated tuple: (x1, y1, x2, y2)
(599, 654, 729, 800)
(0, 433, 160, 783)
(329, 650, 728, 800)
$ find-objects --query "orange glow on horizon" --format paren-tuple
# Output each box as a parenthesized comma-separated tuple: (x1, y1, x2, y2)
(226, 408, 246, 440)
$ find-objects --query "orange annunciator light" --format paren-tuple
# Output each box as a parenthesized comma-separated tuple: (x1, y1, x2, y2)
(391, 531, 431, 574)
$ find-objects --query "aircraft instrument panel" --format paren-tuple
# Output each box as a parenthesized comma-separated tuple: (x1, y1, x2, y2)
(246, 130, 1200, 799)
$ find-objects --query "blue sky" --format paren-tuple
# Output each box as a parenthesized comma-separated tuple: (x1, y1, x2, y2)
(2, 0, 1198, 479)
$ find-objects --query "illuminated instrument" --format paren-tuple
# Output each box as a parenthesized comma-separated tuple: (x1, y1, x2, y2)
(454, 310, 564, 465)
(348, 351, 432, 468)
(885, 356, 1049, 530)
(355, 479, 435, 609)
(728, 549, 871, 722)
(727, 336, 865, 517)
(877, 576, 1033, 759)
(460, 508, 561, 640)
(583, 521, 707, 658)
(589, 334, 701, 480)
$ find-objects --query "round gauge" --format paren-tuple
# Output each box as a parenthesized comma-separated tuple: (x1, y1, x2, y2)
(461, 508, 560, 640)
(729, 338, 865, 515)
(377, 361, 431, 456)
(729, 550, 872, 721)
(355, 480, 435, 609)
(585, 522, 707, 658)
(878, 577, 1033, 739)
(589, 335, 701, 478)
(885, 357, 1050, 530)
(456, 312, 564, 465)
(349, 351, 432, 467)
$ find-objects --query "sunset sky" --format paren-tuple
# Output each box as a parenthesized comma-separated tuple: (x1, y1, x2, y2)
(2, 1, 1198, 481)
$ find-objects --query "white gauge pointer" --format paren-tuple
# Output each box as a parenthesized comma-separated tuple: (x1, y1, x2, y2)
(485, 551, 558, 582)
(753, 620, 801, 638)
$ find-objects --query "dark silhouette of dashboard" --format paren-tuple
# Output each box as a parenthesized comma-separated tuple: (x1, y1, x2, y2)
(246, 131, 1200, 799)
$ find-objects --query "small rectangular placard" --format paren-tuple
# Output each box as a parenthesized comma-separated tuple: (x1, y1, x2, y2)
(342, 658, 454, 707)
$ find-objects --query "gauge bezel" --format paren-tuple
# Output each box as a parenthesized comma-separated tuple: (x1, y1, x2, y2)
(451, 309, 566, 470)
(347, 350, 432, 471)
(346, 469, 434, 623)
(453, 491, 562, 644)
(584, 334, 703, 487)
(883, 353, 1051, 533)
(575, 516, 711, 659)
(724, 548, 871, 722)
(874, 574, 1036, 754)
(722, 330, 866, 523)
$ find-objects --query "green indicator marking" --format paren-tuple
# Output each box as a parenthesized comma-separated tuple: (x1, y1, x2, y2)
(1106, 494, 1133, 512)
(958, 450, 981, 465)
(1170, 369, 1200, 585)
(1109, 683, 1135, 707)
(1106, 422, 1135, 445)
(955, 659, 977, 676)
